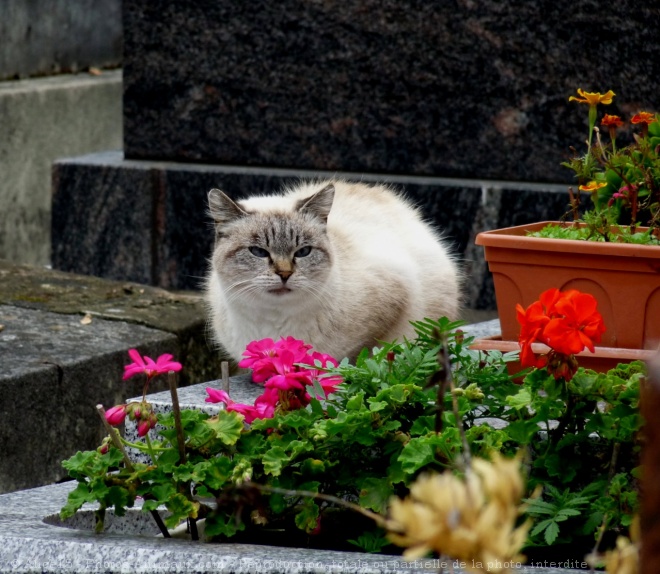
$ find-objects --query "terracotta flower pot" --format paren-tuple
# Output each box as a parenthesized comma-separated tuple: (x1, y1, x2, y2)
(475, 221, 660, 350)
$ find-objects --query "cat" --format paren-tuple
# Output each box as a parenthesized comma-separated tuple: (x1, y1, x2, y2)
(205, 180, 461, 362)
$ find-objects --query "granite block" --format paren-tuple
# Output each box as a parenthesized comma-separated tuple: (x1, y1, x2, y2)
(122, 0, 658, 182)
(0, 304, 178, 493)
(52, 151, 570, 311)
(0, 0, 122, 80)
(0, 483, 589, 574)
(0, 71, 122, 267)
(0, 259, 226, 386)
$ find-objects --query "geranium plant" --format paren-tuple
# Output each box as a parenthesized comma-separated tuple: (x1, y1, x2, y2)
(60, 289, 643, 572)
(531, 88, 660, 244)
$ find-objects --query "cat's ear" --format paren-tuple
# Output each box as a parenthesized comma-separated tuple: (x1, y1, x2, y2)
(208, 188, 248, 228)
(297, 183, 335, 224)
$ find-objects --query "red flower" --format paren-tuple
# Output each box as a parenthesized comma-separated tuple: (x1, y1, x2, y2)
(516, 288, 605, 379)
(631, 111, 656, 125)
(123, 349, 182, 380)
(543, 291, 605, 355)
(137, 414, 158, 437)
(601, 114, 623, 128)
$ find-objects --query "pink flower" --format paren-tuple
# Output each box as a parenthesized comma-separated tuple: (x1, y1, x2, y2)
(264, 350, 309, 391)
(205, 387, 276, 424)
(123, 349, 182, 380)
(300, 352, 343, 397)
(239, 337, 312, 383)
(205, 387, 231, 404)
(105, 404, 127, 426)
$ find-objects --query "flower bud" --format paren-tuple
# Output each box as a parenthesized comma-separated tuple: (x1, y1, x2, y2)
(105, 404, 127, 426)
(137, 413, 158, 438)
(97, 437, 111, 455)
(465, 383, 485, 401)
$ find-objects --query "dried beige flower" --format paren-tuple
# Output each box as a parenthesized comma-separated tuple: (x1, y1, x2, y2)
(603, 536, 639, 574)
(387, 453, 529, 574)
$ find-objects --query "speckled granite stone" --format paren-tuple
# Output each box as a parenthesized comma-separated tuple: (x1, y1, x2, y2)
(123, 0, 658, 182)
(52, 151, 568, 312)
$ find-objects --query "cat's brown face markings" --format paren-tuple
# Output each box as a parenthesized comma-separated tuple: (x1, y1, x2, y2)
(208, 187, 335, 303)
(217, 213, 332, 298)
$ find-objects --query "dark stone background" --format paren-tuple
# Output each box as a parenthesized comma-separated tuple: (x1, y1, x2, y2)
(123, 0, 659, 181)
(51, 0, 658, 310)
(0, 0, 122, 79)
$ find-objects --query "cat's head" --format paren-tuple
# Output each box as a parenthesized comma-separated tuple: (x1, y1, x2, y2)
(208, 183, 335, 307)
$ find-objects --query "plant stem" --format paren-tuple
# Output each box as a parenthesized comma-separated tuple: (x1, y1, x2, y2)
(221, 361, 230, 392)
(168, 371, 187, 464)
(439, 335, 472, 472)
(96, 405, 134, 471)
(167, 370, 199, 541)
(242, 481, 399, 532)
(145, 433, 157, 463)
(95, 405, 170, 538)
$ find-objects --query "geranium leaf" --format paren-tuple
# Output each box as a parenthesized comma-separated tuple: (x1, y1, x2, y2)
(205, 410, 244, 445)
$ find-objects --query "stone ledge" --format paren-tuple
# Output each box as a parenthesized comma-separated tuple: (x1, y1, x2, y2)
(0, 260, 228, 493)
(51, 151, 571, 311)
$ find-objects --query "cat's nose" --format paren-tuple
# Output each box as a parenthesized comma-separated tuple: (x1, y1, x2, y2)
(276, 269, 293, 283)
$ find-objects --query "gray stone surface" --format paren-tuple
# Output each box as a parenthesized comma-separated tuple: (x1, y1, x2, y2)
(51, 151, 569, 310)
(122, 0, 658, 182)
(0, 259, 226, 385)
(0, 484, 589, 574)
(0, 0, 122, 80)
(0, 71, 122, 266)
(0, 304, 178, 494)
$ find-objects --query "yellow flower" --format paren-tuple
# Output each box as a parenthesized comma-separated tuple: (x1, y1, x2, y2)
(578, 181, 608, 192)
(569, 88, 616, 106)
(387, 453, 530, 574)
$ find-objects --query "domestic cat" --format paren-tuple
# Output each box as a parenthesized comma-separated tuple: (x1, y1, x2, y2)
(205, 180, 461, 362)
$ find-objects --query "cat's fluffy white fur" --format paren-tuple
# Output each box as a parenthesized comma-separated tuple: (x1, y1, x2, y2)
(206, 180, 461, 361)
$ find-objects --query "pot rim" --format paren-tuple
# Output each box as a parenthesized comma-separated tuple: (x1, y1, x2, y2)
(475, 221, 660, 257)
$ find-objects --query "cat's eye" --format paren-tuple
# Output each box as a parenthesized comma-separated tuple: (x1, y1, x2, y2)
(248, 246, 270, 258)
(295, 246, 312, 257)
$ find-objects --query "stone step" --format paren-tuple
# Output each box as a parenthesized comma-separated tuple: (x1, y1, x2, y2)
(0, 259, 228, 494)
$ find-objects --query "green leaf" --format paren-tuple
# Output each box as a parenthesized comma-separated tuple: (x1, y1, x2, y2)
(506, 388, 532, 410)
(505, 419, 540, 445)
(205, 410, 244, 445)
(348, 530, 391, 553)
(200, 456, 234, 490)
(60, 482, 97, 519)
(544, 521, 560, 545)
(346, 392, 365, 411)
(164, 494, 198, 528)
(172, 462, 196, 482)
(530, 518, 556, 537)
(204, 511, 246, 538)
(397, 436, 435, 474)
(358, 477, 393, 513)
(410, 416, 435, 436)
(294, 499, 320, 533)
(262, 446, 290, 476)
